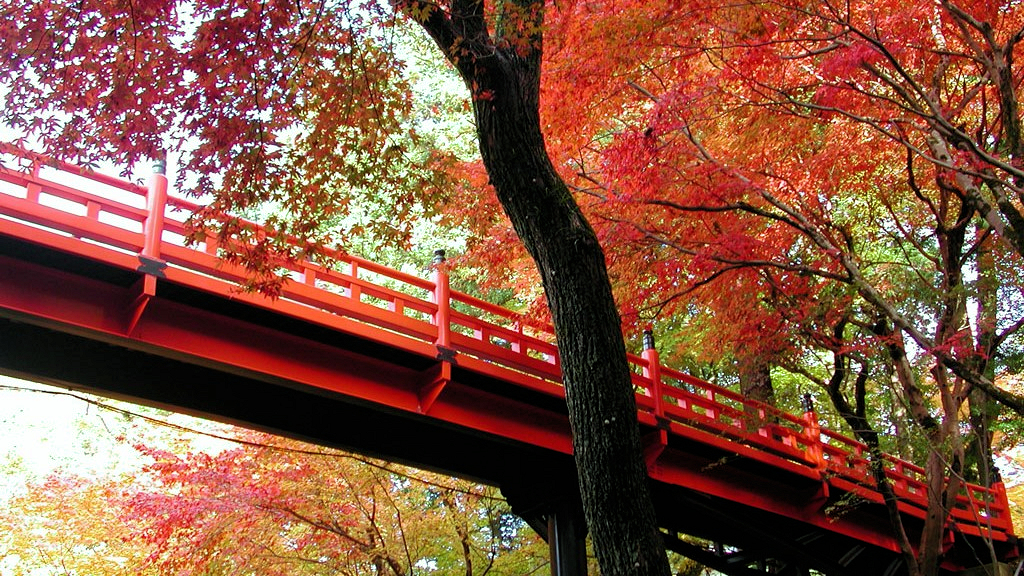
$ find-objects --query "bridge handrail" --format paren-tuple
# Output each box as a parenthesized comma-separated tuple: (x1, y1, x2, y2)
(162, 194, 440, 294)
(0, 143, 1013, 539)
(0, 142, 149, 196)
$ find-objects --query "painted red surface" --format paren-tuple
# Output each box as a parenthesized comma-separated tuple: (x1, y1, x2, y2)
(0, 143, 1015, 560)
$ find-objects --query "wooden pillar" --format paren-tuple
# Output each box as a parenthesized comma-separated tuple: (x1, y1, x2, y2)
(549, 501, 588, 576)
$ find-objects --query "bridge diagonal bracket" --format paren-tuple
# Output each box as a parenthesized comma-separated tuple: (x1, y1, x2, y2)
(125, 274, 158, 336)
(643, 428, 668, 470)
(418, 361, 452, 414)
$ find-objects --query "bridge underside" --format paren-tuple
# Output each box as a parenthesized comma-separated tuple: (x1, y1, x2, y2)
(0, 234, 1014, 576)
(0, 315, 910, 576)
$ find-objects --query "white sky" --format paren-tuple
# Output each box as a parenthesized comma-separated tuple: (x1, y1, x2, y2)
(0, 375, 107, 475)
(0, 373, 237, 502)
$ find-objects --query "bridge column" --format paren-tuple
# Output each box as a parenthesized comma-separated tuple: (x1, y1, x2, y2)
(500, 467, 588, 576)
(548, 501, 588, 576)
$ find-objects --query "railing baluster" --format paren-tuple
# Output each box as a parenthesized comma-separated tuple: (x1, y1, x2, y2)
(25, 181, 41, 203)
(893, 461, 908, 493)
(511, 321, 522, 354)
(203, 231, 219, 255)
(705, 389, 718, 420)
(348, 260, 361, 301)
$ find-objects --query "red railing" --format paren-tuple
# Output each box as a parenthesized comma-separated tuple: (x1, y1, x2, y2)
(0, 143, 1014, 541)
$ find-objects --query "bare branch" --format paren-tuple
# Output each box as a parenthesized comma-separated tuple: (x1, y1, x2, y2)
(627, 80, 659, 102)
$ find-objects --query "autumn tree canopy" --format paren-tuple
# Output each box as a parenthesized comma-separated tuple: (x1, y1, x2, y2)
(0, 399, 550, 576)
(544, 3, 1024, 574)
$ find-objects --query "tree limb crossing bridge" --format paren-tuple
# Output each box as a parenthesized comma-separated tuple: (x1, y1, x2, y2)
(0, 144, 1018, 575)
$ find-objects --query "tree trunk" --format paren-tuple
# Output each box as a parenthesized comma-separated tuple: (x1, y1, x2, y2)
(967, 223, 999, 487)
(408, 3, 671, 573)
(825, 332, 921, 576)
(469, 49, 670, 575)
(738, 356, 775, 429)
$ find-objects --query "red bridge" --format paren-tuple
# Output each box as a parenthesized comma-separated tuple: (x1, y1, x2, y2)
(0, 144, 1017, 575)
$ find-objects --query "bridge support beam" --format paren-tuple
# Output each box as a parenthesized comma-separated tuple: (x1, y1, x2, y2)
(548, 502, 587, 576)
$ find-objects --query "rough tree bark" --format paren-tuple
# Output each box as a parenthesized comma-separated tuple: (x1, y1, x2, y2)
(738, 358, 774, 406)
(403, 1, 671, 574)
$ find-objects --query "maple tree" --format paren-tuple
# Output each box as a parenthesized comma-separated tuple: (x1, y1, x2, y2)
(0, 400, 550, 576)
(123, 432, 548, 575)
(438, 1, 1024, 573)
(482, 1, 1024, 575)
(1, 471, 158, 575)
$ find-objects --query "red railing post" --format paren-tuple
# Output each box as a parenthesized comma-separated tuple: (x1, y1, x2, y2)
(642, 328, 663, 418)
(142, 158, 168, 261)
(641, 328, 669, 469)
(420, 249, 455, 413)
(992, 475, 1012, 532)
(801, 393, 827, 471)
(431, 249, 451, 350)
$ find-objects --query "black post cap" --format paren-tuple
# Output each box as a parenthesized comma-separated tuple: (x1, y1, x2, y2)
(801, 393, 814, 413)
(643, 328, 655, 351)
